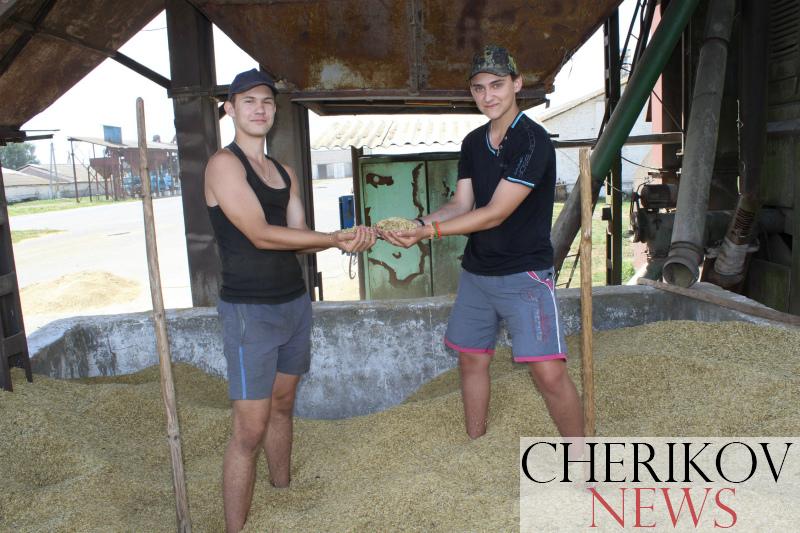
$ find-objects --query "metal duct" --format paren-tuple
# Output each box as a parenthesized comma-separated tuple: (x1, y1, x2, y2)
(662, 0, 737, 288)
(707, 0, 770, 289)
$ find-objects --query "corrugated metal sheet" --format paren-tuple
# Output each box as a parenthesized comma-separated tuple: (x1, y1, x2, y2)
(1, 166, 51, 186)
(18, 163, 90, 182)
(67, 136, 177, 151)
(311, 115, 487, 150)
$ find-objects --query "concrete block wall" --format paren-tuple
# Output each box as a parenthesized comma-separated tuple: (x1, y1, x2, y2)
(27, 284, 787, 419)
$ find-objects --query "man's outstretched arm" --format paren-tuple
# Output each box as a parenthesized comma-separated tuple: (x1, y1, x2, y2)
(205, 150, 373, 253)
(418, 178, 476, 224)
(280, 163, 375, 254)
(383, 179, 531, 248)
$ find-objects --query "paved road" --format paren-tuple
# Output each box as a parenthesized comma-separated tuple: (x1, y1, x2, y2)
(11, 178, 359, 332)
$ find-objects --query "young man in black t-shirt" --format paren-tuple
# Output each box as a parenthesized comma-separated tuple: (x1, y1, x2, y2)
(384, 46, 583, 440)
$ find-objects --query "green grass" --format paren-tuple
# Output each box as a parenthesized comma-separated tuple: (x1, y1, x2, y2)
(553, 200, 636, 287)
(8, 197, 135, 217)
(11, 229, 63, 243)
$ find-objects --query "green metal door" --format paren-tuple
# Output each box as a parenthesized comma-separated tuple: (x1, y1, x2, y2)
(426, 159, 466, 295)
(359, 158, 431, 300)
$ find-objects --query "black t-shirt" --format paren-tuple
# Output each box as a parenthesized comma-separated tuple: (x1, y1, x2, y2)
(457, 112, 556, 275)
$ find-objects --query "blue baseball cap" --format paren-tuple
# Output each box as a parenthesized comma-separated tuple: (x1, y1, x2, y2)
(228, 68, 278, 100)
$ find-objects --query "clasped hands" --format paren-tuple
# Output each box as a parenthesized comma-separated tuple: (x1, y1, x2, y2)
(331, 219, 429, 254)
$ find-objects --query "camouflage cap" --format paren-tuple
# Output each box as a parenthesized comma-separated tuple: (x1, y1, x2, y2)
(469, 44, 518, 79)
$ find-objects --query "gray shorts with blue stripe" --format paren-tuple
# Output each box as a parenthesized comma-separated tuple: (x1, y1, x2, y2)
(444, 268, 567, 362)
(218, 294, 312, 401)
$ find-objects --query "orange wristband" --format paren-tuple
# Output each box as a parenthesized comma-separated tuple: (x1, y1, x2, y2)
(433, 221, 442, 239)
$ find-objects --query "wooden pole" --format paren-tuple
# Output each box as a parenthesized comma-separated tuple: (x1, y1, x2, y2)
(70, 139, 80, 203)
(136, 98, 192, 533)
(578, 147, 596, 437)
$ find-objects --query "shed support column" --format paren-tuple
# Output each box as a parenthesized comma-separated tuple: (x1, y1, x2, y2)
(268, 94, 319, 299)
(166, 0, 220, 307)
(603, 10, 622, 285)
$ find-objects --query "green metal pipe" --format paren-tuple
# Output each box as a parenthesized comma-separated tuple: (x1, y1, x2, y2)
(590, 0, 700, 180)
(591, 0, 699, 181)
(552, 0, 701, 273)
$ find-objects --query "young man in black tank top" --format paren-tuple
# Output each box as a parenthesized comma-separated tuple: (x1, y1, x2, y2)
(383, 47, 584, 442)
(205, 69, 376, 532)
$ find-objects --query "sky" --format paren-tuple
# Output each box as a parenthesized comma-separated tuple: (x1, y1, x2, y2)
(22, 0, 638, 167)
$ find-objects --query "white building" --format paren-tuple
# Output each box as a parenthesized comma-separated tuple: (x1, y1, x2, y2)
(1, 166, 57, 202)
(532, 82, 653, 193)
(310, 84, 654, 193)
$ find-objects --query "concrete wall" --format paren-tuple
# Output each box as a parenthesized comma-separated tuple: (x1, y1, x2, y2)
(28, 284, 789, 419)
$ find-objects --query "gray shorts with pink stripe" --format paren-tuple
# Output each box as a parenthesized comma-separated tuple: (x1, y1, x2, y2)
(444, 268, 567, 362)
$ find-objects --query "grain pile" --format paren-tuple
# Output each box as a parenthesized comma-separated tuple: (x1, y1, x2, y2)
(340, 217, 418, 234)
(374, 217, 418, 231)
(2, 321, 798, 532)
(20, 271, 141, 315)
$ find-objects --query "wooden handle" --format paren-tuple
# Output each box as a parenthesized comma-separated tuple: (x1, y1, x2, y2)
(578, 147, 595, 437)
(137, 98, 193, 532)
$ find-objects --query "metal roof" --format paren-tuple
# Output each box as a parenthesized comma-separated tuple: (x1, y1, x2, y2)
(0, 0, 163, 130)
(311, 115, 488, 150)
(1, 165, 51, 186)
(1, 0, 622, 128)
(198, 0, 621, 114)
(17, 163, 90, 182)
(67, 136, 178, 151)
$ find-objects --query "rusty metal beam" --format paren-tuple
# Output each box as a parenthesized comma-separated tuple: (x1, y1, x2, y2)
(167, 0, 221, 307)
(169, 84, 228, 99)
(7, 18, 171, 89)
(0, 163, 32, 392)
(268, 94, 319, 299)
(604, 10, 622, 285)
(290, 87, 546, 115)
(112, 52, 171, 89)
(0, 0, 57, 77)
(552, 132, 682, 148)
(193, 0, 327, 4)
(0, 127, 26, 144)
(170, 84, 542, 115)
(767, 119, 800, 136)
(407, 0, 423, 95)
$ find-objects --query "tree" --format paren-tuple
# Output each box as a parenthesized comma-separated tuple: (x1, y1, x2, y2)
(0, 142, 40, 170)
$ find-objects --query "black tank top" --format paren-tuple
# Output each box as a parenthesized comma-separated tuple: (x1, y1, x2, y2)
(208, 143, 306, 303)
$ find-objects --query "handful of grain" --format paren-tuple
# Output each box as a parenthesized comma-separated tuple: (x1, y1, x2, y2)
(374, 217, 417, 231)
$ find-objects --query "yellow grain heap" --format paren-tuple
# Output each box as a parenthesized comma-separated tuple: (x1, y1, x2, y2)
(1, 321, 798, 531)
(340, 217, 417, 233)
(20, 271, 140, 314)
(374, 217, 418, 231)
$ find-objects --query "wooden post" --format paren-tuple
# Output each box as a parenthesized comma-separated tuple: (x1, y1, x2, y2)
(70, 139, 80, 203)
(137, 98, 193, 532)
(579, 148, 596, 437)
